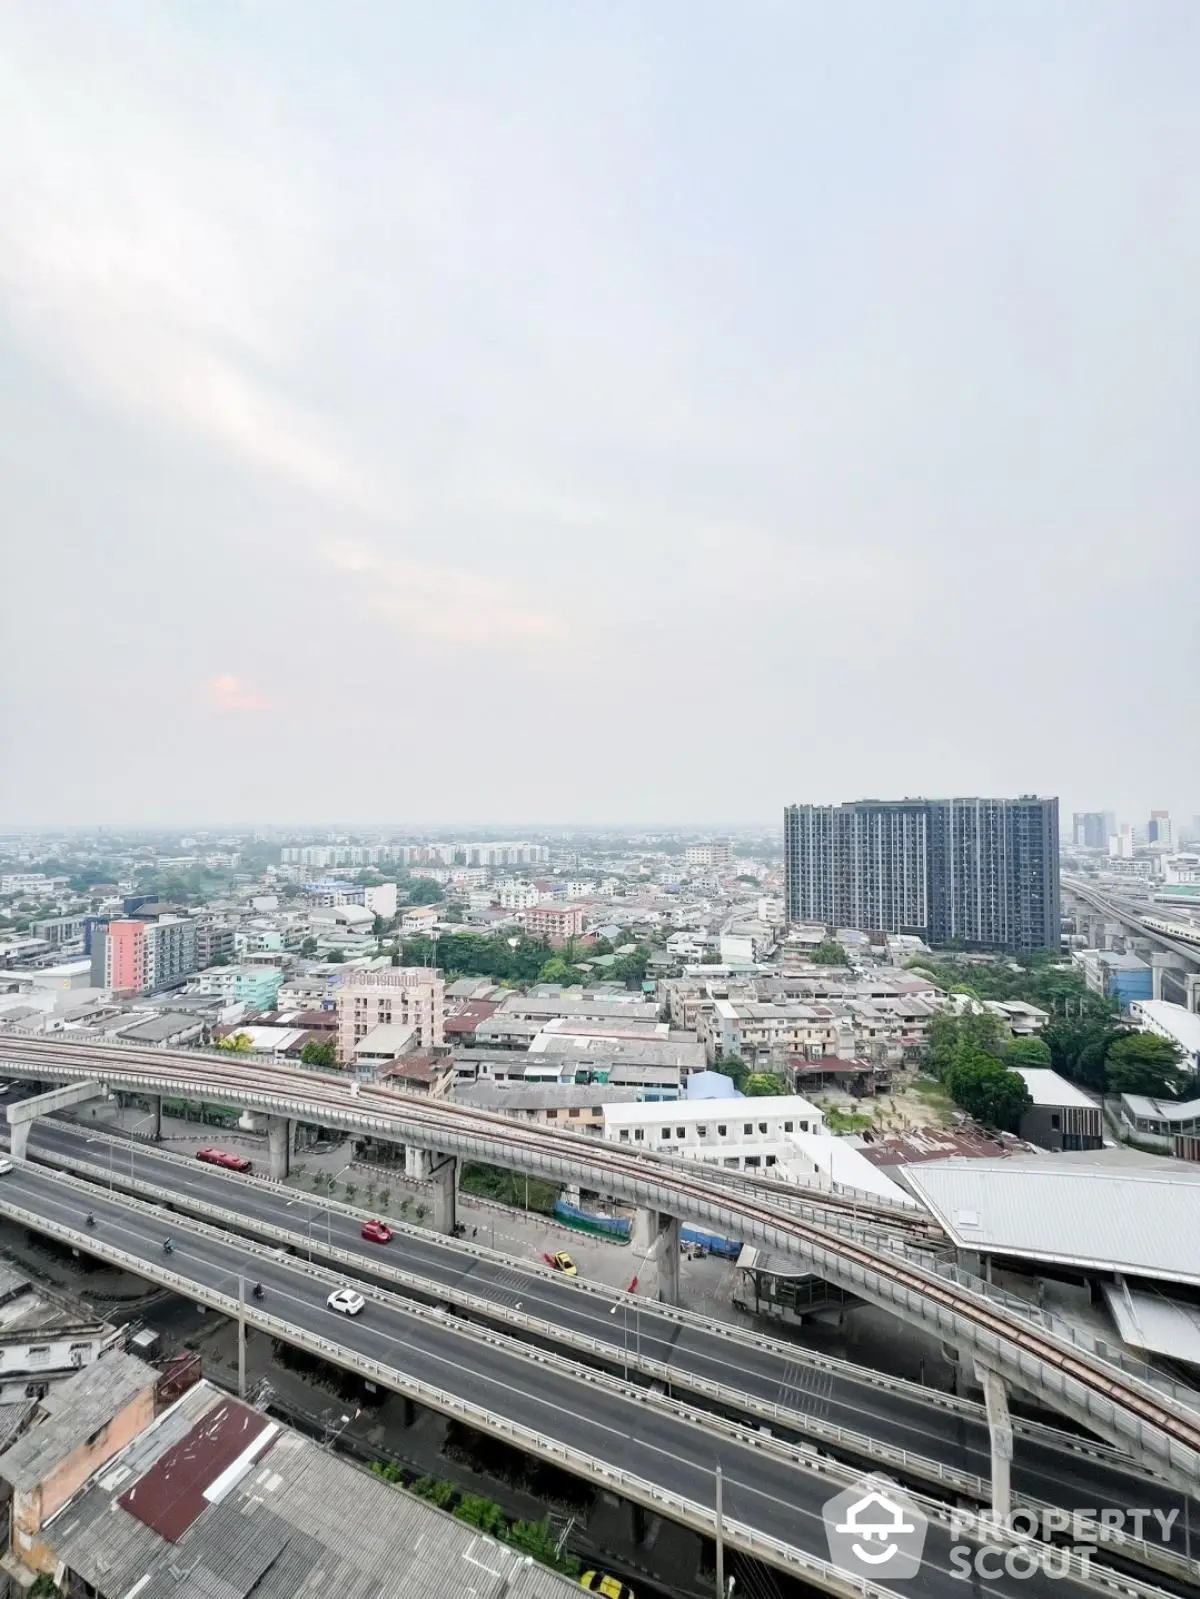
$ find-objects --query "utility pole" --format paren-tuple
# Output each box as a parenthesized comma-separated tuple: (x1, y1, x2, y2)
(714, 1462, 725, 1599)
(237, 1275, 246, 1399)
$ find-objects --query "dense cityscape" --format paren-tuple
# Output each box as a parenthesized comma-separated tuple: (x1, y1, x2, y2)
(3, 4, 1198, 1598)
(0, 801, 1198, 1597)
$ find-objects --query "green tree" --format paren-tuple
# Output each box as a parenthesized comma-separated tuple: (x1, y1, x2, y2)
(714, 1052, 749, 1090)
(407, 877, 443, 905)
(610, 943, 653, 987)
(810, 939, 850, 966)
(344, 1182, 357, 1205)
(744, 1071, 787, 1096)
(455, 1495, 507, 1536)
(372, 914, 388, 937)
(215, 1031, 253, 1053)
(299, 937, 319, 957)
(327, 948, 345, 963)
(945, 1050, 1031, 1132)
(1004, 1036, 1052, 1070)
(537, 956, 584, 987)
(300, 1039, 337, 1069)
(1106, 1032, 1188, 1099)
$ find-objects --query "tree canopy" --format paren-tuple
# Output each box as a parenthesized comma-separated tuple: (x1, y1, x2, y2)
(300, 1039, 337, 1069)
(744, 1071, 788, 1097)
(1003, 1035, 1052, 1070)
(810, 939, 850, 966)
(924, 1010, 1032, 1131)
(1105, 1032, 1187, 1099)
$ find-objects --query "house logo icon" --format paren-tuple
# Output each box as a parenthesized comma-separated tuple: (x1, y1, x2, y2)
(823, 1476, 928, 1580)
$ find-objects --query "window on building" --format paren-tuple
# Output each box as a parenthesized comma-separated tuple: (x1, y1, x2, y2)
(758, 1122, 767, 1134)
(743, 1123, 752, 1135)
(660, 1128, 670, 1139)
(546, 1109, 557, 1119)
(697, 1125, 707, 1137)
(1050, 1113, 1061, 1130)
(676, 1126, 685, 1139)
(634, 1129, 644, 1142)
(744, 1155, 761, 1168)
(784, 1121, 793, 1132)
(618, 1129, 629, 1142)
(717, 1124, 727, 1136)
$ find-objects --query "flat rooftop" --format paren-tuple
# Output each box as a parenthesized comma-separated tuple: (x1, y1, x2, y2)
(900, 1157, 1200, 1286)
(1013, 1068, 1099, 1109)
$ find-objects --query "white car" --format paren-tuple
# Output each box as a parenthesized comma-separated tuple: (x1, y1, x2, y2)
(326, 1288, 365, 1316)
(0, 1160, 13, 1176)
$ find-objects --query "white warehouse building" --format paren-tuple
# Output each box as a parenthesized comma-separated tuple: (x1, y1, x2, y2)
(599, 1095, 913, 1204)
(602, 1094, 824, 1167)
(1128, 1000, 1200, 1076)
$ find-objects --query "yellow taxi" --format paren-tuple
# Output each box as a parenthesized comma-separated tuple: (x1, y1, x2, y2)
(580, 1573, 635, 1598)
(553, 1250, 578, 1276)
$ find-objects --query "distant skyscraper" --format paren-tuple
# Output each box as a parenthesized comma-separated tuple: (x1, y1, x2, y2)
(1072, 812, 1111, 850)
(1147, 810, 1173, 849)
(784, 796, 1060, 952)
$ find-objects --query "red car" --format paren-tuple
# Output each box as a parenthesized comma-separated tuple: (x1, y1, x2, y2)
(195, 1148, 252, 1174)
(361, 1219, 393, 1245)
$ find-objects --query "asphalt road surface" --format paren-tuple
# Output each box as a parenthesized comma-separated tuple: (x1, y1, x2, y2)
(17, 1118, 1200, 1560)
(0, 1157, 1134, 1599)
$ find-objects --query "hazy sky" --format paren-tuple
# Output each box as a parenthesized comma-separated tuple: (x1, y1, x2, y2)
(2, 3, 1198, 828)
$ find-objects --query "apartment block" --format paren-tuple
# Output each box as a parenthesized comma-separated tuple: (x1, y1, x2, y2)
(784, 795, 1060, 952)
(101, 916, 197, 996)
(684, 841, 733, 869)
(524, 904, 586, 940)
(336, 966, 445, 1063)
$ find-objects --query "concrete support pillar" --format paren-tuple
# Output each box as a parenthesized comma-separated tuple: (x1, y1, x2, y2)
(426, 1156, 458, 1236)
(1152, 952, 1190, 1001)
(975, 1360, 1013, 1522)
(404, 1144, 431, 1181)
(10, 1122, 29, 1162)
(631, 1502, 648, 1544)
(633, 1208, 681, 1305)
(266, 1116, 292, 1181)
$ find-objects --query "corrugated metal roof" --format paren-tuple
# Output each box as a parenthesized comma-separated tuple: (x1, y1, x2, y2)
(1101, 1283, 1200, 1365)
(22, 1382, 580, 1599)
(0, 1350, 156, 1490)
(1012, 1067, 1098, 1109)
(902, 1157, 1200, 1284)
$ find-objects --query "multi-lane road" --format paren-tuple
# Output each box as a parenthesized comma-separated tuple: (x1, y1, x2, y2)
(0, 1155, 1157, 1599)
(11, 1115, 1200, 1568)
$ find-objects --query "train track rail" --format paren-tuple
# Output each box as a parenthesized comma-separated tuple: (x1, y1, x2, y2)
(4, 1032, 1200, 1482)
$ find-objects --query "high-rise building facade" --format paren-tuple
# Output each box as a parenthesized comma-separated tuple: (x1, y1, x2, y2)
(784, 796, 1060, 952)
(101, 915, 198, 995)
(1072, 812, 1112, 850)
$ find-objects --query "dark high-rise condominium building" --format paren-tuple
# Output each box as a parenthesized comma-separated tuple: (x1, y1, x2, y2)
(784, 795, 1060, 952)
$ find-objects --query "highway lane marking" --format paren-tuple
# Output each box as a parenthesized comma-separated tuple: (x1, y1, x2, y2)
(2, 1183, 1105, 1585)
(17, 1143, 1181, 1518)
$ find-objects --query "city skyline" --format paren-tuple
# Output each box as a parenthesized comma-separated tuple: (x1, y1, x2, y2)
(2, 4, 1198, 824)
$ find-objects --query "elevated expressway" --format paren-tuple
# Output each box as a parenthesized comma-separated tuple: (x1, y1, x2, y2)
(14, 1115, 1199, 1585)
(1063, 877, 1200, 971)
(3, 1032, 1200, 1499)
(0, 1159, 1181, 1599)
